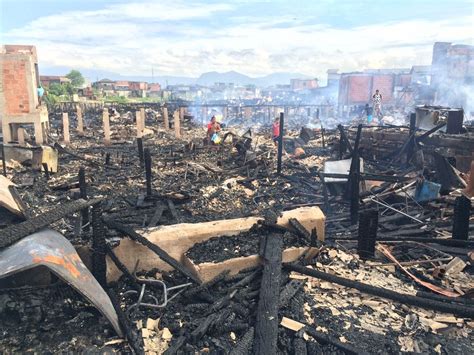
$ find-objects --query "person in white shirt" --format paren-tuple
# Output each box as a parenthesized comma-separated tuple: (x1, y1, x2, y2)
(372, 89, 382, 118)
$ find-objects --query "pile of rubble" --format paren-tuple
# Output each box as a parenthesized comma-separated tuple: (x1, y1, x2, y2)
(1, 103, 473, 354)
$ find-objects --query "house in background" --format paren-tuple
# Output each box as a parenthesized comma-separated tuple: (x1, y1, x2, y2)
(39, 75, 71, 87)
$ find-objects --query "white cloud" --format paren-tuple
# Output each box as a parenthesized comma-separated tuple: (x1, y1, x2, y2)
(2, 1, 473, 80)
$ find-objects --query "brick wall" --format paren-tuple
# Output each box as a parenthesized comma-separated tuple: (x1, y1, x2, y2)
(372, 74, 394, 102)
(3, 58, 30, 114)
(1, 45, 38, 117)
(348, 76, 371, 104)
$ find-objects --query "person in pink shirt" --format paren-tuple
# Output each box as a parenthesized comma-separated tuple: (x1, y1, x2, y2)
(272, 117, 280, 146)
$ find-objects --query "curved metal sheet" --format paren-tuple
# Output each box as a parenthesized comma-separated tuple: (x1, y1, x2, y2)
(0, 229, 123, 337)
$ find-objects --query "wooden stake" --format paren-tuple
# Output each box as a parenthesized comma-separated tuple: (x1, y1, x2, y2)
(103, 108, 110, 146)
(62, 112, 70, 145)
(136, 111, 142, 138)
(174, 110, 181, 138)
(140, 107, 146, 132)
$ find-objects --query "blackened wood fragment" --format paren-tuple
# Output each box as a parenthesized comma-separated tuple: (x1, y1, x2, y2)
(254, 234, 283, 355)
(230, 327, 254, 355)
(92, 203, 107, 287)
(147, 203, 165, 227)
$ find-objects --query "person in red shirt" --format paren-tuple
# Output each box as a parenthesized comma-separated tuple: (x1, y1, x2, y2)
(272, 117, 280, 146)
(207, 116, 221, 144)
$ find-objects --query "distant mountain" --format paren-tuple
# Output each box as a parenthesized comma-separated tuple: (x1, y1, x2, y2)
(40, 66, 312, 87)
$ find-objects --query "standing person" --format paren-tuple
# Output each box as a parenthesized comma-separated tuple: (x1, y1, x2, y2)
(364, 103, 373, 124)
(207, 116, 221, 144)
(37, 85, 45, 107)
(272, 116, 280, 146)
(372, 89, 383, 118)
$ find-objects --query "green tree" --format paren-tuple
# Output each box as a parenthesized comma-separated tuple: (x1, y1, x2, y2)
(48, 82, 66, 96)
(64, 82, 75, 95)
(66, 69, 85, 87)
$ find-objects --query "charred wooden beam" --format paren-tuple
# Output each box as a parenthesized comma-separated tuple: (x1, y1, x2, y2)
(452, 195, 471, 240)
(1, 143, 6, 177)
(78, 166, 89, 230)
(407, 112, 416, 164)
(137, 137, 144, 165)
(416, 122, 446, 144)
(144, 148, 152, 197)
(106, 289, 144, 355)
(0, 198, 101, 248)
(254, 233, 283, 355)
(285, 263, 474, 318)
(348, 124, 362, 225)
(92, 203, 107, 287)
(357, 209, 378, 259)
(103, 220, 200, 284)
(42, 162, 50, 180)
(337, 124, 353, 157)
(277, 112, 284, 175)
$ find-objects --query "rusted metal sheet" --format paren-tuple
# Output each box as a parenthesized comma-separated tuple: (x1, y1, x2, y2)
(0, 229, 123, 337)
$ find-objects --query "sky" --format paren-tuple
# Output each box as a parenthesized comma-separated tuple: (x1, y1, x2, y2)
(1, 0, 473, 81)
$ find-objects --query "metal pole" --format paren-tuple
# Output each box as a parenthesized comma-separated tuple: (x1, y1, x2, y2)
(277, 112, 284, 175)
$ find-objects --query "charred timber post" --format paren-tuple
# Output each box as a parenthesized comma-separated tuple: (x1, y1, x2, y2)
(105, 152, 111, 166)
(78, 167, 89, 230)
(254, 233, 283, 355)
(321, 125, 326, 148)
(452, 195, 471, 240)
(337, 124, 353, 158)
(285, 263, 474, 318)
(276, 112, 284, 175)
(357, 209, 378, 259)
(42, 163, 50, 180)
(144, 148, 152, 197)
(1, 144, 6, 176)
(92, 203, 107, 287)
(349, 124, 362, 225)
(137, 137, 144, 165)
(407, 112, 416, 164)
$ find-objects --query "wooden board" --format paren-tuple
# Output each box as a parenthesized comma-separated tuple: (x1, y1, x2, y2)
(183, 246, 319, 283)
(106, 206, 325, 282)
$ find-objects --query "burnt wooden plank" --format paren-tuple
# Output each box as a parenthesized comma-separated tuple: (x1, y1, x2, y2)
(253, 233, 283, 355)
